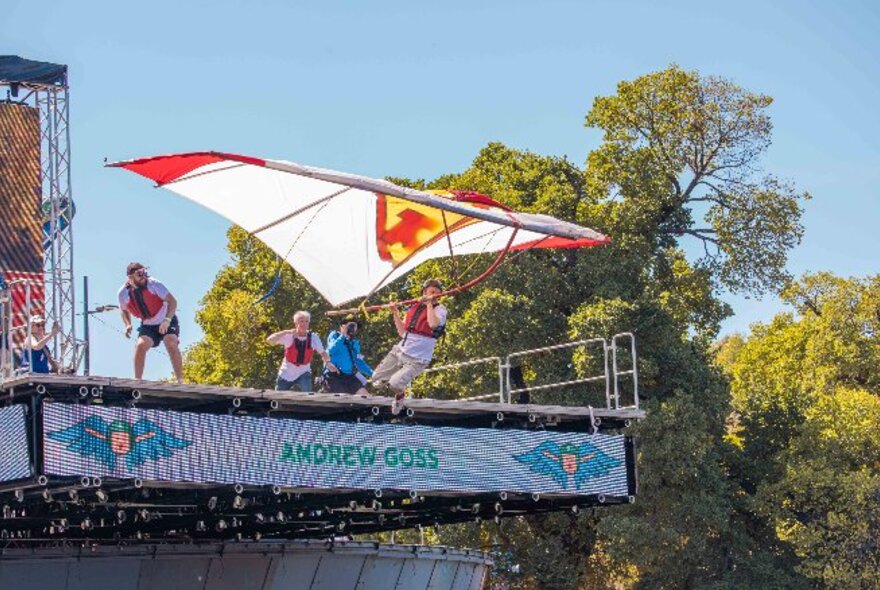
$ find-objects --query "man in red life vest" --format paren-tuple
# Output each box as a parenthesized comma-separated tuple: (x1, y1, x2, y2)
(267, 310, 334, 392)
(373, 279, 448, 415)
(117, 262, 183, 382)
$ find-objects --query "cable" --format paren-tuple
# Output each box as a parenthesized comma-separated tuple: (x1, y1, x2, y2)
(90, 314, 170, 358)
(327, 228, 520, 317)
(440, 210, 459, 283)
(253, 199, 333, 305)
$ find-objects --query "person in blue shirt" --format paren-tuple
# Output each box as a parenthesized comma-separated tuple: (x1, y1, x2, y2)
(22, 315, 59, 374)
(324, 316, 372, 395)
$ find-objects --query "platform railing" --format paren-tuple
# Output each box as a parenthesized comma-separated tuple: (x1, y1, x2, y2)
(0, 288, 9, 379)
(504, 337, 610, 405)
(416, 332, 639, 410)
(1, 277, 86, 381)
(1, 279, 38, 380)
(2, 313, 639, 409)
(611, 332, 638, 409)
(420, 356, 504, 402)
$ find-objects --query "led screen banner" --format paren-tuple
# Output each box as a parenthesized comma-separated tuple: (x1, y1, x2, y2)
(43, 403, 631, 497)
(0, 405, 33, 482)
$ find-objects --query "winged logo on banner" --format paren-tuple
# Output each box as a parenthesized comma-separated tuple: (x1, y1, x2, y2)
(47, 415, 191, 471)
(514, 440, 621, 490)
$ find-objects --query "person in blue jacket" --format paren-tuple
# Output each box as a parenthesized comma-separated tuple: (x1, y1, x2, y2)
(324, 316, 372, 395)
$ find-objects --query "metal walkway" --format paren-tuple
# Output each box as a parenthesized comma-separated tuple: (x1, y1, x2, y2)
(0, 374, 640, 545)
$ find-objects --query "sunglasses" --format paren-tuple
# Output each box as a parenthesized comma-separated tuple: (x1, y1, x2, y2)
(131, 269, 149, 278)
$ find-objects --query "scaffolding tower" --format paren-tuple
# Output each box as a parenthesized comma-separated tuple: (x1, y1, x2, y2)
(0, 56, 81, 372)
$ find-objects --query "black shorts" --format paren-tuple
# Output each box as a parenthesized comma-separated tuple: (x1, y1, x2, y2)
(323, 372, 364, 395)
(137, 315, 180, 348)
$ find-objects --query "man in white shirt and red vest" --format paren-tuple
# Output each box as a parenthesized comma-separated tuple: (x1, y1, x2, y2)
(267, 310, 334, 392)
(117, 262, 183, 382)
(373, 279, 448, 415)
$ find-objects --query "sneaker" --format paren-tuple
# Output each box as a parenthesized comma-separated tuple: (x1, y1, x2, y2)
(390, 391, 406, 416)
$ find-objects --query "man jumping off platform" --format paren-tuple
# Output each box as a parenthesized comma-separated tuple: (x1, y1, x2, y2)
(118, 262, 184, 383)
(373, 279, 447, 415)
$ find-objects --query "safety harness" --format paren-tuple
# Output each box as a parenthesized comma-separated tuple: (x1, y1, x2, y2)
(126, 285, 163, 320)
(342, 337, 358, 375)
(284, 331, 314, 366)
(402, 303, 446, 346)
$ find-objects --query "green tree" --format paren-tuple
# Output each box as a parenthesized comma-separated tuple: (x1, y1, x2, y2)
(586, 65, 807, 296)
(758, 387, 880, 589)
(724, 273, 880, 589)
(571, 67, 807, 589)
(183, 66, 808, 589)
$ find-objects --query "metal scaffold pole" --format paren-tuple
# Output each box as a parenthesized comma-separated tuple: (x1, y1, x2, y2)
(1, 57, 83, 374)
(83, 275, 89, 375)
(39, 81, 79, 372)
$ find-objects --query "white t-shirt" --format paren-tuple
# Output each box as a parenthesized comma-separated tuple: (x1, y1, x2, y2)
(399, 304, 447, 362)
(277, 331, 325, 381)
(117, 278, 170, 325)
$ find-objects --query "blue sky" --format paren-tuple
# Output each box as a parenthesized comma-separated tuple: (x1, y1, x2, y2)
(3, 0, 878, 380)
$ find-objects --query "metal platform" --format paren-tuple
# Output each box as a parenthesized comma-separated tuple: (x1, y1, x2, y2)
(0, 375, 640, 545)
(0, 373, 644, 429)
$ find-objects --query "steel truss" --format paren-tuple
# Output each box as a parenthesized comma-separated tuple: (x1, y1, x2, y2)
(2, 73, 82, 372)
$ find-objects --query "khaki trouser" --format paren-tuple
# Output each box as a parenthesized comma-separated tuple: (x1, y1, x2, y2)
(372, 345, 430, 392)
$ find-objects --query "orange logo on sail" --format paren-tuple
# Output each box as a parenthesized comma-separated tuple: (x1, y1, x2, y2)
(376, 193, 474, 265)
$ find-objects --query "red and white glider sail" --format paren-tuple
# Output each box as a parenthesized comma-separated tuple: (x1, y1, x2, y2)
(108, 152, 609, 306)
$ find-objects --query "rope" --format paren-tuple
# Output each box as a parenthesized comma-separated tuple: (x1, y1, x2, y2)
(453, 229, 503, 282)
(90, 313, 170, 358)
(327, 227, 520, 317)
(346, 224, 503, 315)
(358, 300, 371, 321)
(440, 210, 459, 283)
(253, 199, 333, 305)
(253, 268, 283, 305)
(505, 235, 550, 264)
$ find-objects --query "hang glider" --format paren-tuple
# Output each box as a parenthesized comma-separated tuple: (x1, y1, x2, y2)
(107, 152, 610, 307)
